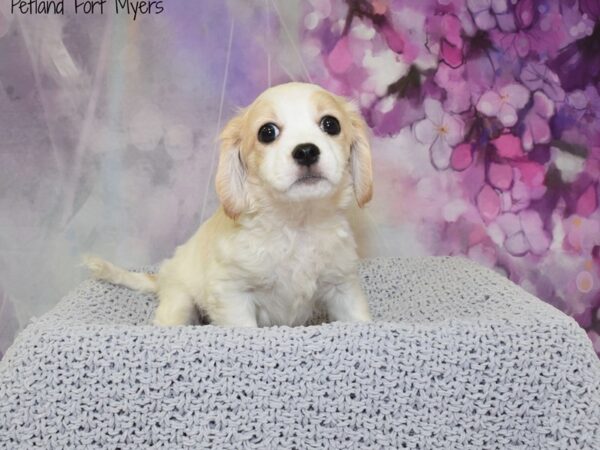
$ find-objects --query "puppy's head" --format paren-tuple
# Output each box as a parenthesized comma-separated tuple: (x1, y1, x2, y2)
(216, 82, 372, 219)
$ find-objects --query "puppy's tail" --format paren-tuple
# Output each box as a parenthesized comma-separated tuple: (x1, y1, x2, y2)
(83, 255, 158, 293)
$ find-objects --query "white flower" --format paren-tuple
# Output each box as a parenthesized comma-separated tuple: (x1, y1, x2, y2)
(414, 99, 465, 170)
(476, 84, 530, 127)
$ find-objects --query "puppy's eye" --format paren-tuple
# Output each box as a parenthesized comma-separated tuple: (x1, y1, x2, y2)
(258, 123, 280, 144)
(320, 115, 341, 136)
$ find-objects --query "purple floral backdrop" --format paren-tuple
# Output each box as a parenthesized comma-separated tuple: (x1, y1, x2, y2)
(302, 0, 600, 355)
(0, 0, 599, 357)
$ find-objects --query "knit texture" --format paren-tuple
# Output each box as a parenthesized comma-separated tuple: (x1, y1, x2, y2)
(1, 257, 599, 449)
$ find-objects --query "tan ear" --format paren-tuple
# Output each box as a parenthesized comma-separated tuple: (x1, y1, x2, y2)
(215, 111, 247, 219)
(347, 107, 373, 207)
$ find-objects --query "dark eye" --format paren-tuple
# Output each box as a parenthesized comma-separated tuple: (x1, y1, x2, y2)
(320, 115, 341, 135)
(258, 123, 280, 143)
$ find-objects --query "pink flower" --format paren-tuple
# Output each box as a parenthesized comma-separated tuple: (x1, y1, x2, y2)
(522, 91, 554, 151)
(490, 210, 551, 256)
(492, 133, 524, 159)
(431, 14, 465, 68)
(497, 164, 547, 213)
(451, 143, 473, 171)
(477, 184, 501, 222)
(435, 63, 472, 114)
(514, 0, 536, 29)
(414, 99, 465, 170)
(467, 0, 508, 31)
(476, 84, 530, 127)
(488, 162, 513, 190)
(491, 5, 566, 59)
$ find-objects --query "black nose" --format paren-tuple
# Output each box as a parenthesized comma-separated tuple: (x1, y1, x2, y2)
(292, 143, 320, 167)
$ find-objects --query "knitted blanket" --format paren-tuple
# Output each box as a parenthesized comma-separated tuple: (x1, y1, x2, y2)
(1, 257, 599, 449)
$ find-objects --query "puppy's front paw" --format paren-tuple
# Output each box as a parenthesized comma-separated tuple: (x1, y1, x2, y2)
(323, 279, 373, 323)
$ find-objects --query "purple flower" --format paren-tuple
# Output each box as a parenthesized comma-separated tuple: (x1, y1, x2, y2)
(489, 210, 551, 256)
(491, 3, 566, 59)
(556, 86, 600, 146)
(477, 183, 502, 222)
(548, 23, 600, 92)
(522, 91, 555, 151)
(434, 63, 472, 114)
(476, 83, 530, 127)
(414, 99, 465, 170)
(520, 62, 565, 102)
(567, 85, 600, 122)
(427, 13, 465, 68)
(514, 0, 537, 30)
(467, 0, 508, 31)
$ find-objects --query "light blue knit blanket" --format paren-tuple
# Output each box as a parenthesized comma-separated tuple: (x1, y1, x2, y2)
(1, 257, 599, 448)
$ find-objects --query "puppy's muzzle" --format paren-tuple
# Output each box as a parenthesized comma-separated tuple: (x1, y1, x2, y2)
(292, 143, 320, 167)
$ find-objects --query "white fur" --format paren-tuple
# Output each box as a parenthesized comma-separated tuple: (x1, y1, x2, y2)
(86, 82, 373, 327)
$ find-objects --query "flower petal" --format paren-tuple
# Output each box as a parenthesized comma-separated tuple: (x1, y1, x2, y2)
(511, 179, 531, 211)
(441, 15, 463, 47)
(475, 10, 496, 30)
(491, 0, 508, 13)
(520, 210, 550, 255)
(423, 98, 445, 125)
(430, 137, 452, 170)
(502, 83, 530, 109)
(451, 143, 473, 170)
(498, 103, 518, 127)
(477, 91, 501, 117)
(527, 114, 552, 146)
(467, 0, 492, 13)
(442, 115, 465, 145)
(515, 0, 535, 28)
(522, 126, 534, 151)
(441, 40, 464, 68)
(477, 184, 501, 221)
(531, 91, 554, 118)
(492, 134, 524, 159)
(515, 35, 531, 58)
(505, 231, 529, 256)
(496, 213, 521, 236)
(514, 162, 545, 187)
(414, 118, 439, 145)
(488, 162, 513, 190)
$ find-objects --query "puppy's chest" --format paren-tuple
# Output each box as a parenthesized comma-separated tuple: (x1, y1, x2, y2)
(234, 224, 354, 324)
(252, 227, 338, 284)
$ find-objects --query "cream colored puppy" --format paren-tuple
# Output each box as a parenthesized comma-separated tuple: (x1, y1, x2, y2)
(85, 82, 373, 327)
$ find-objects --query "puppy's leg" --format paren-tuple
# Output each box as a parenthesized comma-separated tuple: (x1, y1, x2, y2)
(209, 292, 258, 327)
(154, 286, 196, 326)
(321, 277, 372, 323)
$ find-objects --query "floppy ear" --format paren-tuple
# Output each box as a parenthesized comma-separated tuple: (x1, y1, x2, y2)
(347, 106, 373, 207)
(215, 111, 248, 219)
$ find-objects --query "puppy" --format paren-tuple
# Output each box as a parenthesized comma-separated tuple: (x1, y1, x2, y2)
(85, 82, 373, 327)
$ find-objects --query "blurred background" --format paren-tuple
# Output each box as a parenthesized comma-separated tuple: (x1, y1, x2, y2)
(0, 0, 599, 357)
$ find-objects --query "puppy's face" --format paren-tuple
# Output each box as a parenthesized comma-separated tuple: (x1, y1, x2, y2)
(216, 83, 372, 218)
